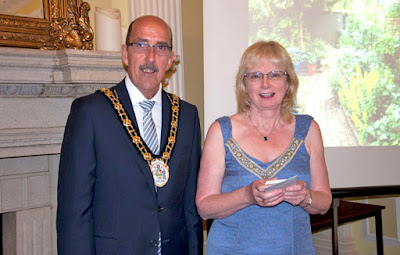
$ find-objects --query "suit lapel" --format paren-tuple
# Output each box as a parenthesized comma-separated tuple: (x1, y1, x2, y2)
(160, 91, 172, 151)
(115, 80, 157, 194)
(115, 80, 138, 131)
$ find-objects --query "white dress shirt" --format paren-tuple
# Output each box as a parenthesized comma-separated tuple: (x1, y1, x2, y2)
(125, 76, 162, 150)
(125, 77, 164, 252)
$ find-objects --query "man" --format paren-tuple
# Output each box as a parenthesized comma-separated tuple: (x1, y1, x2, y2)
(57, 15, 203, 255)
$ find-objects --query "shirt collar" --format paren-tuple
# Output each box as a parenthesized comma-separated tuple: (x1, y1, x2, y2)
(125, 76, 162, 106)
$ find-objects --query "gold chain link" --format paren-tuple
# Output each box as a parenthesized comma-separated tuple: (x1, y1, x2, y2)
(100, 88, 179, 167)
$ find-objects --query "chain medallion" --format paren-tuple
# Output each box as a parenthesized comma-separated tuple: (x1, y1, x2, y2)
(100, 88, 179, 187)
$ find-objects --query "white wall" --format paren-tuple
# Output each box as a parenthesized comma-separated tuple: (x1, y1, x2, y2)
(203, 0, 248, 130)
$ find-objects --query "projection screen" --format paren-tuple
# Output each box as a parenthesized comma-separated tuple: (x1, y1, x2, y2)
(203, 0, 400, 188)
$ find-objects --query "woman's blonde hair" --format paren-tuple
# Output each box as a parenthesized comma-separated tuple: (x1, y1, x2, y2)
(235, 41, 299, 122)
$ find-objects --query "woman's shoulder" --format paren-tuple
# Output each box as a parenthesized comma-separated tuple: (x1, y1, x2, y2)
(215, 115, 230, 123)
(229, 113, 247, 124)
(295, 114, 314, 122)
(214, 113, 245, 126)
(304, 117, 323, 152)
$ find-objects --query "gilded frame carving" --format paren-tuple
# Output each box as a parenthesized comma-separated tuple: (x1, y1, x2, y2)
(0, 0, 93, 50)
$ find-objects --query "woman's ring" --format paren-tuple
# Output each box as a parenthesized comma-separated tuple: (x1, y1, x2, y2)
(261, 199, 266, 204)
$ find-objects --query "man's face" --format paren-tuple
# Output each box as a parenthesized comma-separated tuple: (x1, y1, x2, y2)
(122, 17, 175, 99)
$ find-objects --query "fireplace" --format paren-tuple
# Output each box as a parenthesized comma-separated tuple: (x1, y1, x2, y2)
(0, 47, 126, 254)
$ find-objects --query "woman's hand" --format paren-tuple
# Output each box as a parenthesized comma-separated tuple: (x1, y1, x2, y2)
(247, 179, 285, 207)
(283, 180, 309, 206)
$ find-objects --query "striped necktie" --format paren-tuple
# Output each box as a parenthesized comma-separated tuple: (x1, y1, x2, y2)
(139, 100, 159, 154)
(140, 100, 161, 254)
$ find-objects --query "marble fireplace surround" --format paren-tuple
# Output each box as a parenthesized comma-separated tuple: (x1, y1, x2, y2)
(0, 47, 126, 254)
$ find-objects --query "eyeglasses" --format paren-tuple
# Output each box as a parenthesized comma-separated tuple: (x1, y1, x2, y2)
(128, 42, 172, 56)
(243, 71, 288, 83)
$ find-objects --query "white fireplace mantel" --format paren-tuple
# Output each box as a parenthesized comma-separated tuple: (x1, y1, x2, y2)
(0, 47, 127, 159)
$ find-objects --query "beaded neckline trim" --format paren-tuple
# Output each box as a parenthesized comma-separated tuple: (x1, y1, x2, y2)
(226, 138, 303, 179)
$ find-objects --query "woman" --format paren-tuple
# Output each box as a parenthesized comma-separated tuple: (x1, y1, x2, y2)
(196, 41, 332, 255)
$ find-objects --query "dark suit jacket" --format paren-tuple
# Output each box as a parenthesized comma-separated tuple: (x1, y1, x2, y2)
(57, 80, 203, 255)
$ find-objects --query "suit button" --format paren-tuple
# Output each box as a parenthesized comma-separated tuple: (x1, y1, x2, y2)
(158, 206, 163, 212)
(150, 240, 158, 247)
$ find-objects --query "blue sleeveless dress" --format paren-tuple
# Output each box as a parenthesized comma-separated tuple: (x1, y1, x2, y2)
(206, 115, 316, 255)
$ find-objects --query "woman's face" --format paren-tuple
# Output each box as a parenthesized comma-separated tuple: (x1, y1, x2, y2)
(244, 61, 288, 112)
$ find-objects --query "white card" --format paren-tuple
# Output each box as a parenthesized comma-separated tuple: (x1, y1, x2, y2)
(264, 175, 297, 192)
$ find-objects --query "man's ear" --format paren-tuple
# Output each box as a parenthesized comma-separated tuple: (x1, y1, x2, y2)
(121, 44, 129, 66)
(166, 51, 176, 71)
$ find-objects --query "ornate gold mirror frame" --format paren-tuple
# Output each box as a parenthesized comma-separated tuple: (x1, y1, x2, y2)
(0, 0, 93, 50)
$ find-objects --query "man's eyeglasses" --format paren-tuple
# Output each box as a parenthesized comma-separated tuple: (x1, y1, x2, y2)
(244, 71, 288, 83)
(128, 42, 172, 56)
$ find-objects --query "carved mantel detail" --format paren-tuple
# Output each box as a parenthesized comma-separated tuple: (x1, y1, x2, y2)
(0, 84, 107, 98)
